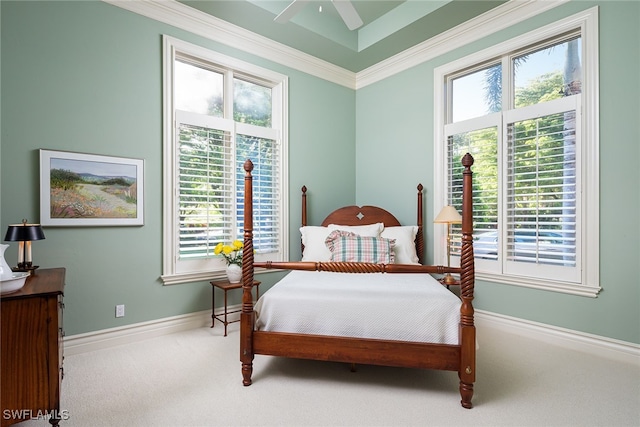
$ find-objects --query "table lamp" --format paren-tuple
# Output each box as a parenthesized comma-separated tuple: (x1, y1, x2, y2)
(4, 220, 46, 273)
(434, 205, 462, 285)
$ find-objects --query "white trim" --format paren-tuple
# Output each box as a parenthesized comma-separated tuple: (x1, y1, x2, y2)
(161, 35, 289, 285)
(64, 307, 640, 367)
(355, 0, 568, 89)
(103, 0, 356, 89)
(476, 310, 640, 366)
(477, 273, 601, 298)
(161, 35, 177, 280)
(103, 0, 566, 90)
(160, 268, 269, 286)
(580, 8, 600, 292)
(433, 7, 600, 296)
(64, 310, 212, 355)
(161, 270, 226, 286)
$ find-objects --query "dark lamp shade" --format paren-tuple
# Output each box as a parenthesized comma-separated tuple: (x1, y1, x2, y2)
(4, 224, 46, 242)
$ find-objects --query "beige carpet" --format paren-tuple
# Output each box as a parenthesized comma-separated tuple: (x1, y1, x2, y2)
(16, 323, 640, 427)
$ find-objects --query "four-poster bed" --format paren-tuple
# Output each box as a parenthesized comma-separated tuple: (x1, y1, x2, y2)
(239, 154, 476, 408)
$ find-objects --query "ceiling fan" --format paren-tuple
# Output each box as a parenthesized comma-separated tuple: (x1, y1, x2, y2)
(274, 0, 364, 31)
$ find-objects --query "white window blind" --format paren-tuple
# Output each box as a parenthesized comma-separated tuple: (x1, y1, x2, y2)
(177, 119, 234, 260)
(445, 114, 500, 266)
(503, 96, 580, 283)
(175, 112, 282, 261)
(235, 129, 280, 255)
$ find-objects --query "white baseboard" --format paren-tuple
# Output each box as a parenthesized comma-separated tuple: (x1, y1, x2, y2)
(476, 310, 640, 366)
(65, 306, 640, 367)
(64, 309, 213, 356)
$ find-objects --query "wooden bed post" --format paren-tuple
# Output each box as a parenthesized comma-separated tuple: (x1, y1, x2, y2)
(459, 153, 476, 408)
(416, 184, 424, 265)
(301, 186, 308, 226)
(240, 159, 255, 386)
(301, 186, 307, 254)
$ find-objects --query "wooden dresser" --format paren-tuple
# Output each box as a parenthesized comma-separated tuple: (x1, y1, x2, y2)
(1, 268, 66, 426)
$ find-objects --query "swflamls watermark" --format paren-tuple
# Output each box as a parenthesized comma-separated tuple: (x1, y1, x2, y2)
(2, 409, 70, 421)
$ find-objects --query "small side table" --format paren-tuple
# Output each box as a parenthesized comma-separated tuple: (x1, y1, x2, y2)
(438, 276, 460, 289)
(210, 279, 260, 336)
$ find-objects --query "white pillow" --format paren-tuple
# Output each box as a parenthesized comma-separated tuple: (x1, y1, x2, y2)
(380, 225, 420, 265)
(300, 226, 333, 262)
(327, 222, 384, 237)
(300, 223, 384, 262)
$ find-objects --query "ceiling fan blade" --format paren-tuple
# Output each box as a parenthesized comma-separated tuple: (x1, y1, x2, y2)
(332, 0, 363, 30)
(274, 0, 310, 24)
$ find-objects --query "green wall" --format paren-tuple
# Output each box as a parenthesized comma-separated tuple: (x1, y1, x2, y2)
(356, 1, 640, 344)
(2, 1, 638, 345)
(0, 0, 356, 335)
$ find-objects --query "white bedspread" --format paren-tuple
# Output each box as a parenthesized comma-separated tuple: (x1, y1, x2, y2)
(254, 270, 461, 345)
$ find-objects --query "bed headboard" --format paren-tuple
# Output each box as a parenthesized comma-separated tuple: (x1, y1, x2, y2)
(300, 184, 425, 264)
(320, 206, 401, 227)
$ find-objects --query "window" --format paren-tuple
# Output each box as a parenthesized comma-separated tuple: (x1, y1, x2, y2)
(162, 36, 288, 284)
(434, 8, 600, 297)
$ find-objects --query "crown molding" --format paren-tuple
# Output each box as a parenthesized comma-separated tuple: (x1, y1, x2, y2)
(356, 0, 569, 89)
(103, 0, 567, 90)
(102, 0, 357, 89)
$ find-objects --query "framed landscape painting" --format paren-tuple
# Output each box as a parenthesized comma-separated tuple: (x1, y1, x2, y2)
(40, 149, 144, 226)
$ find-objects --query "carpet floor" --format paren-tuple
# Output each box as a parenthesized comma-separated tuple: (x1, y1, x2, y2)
(15, 322, 640, 427)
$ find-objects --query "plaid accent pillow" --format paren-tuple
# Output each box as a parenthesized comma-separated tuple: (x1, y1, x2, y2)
(324, 230, 396, 264)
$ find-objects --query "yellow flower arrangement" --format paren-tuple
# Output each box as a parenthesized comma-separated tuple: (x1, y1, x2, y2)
(214, 239, 243, 266)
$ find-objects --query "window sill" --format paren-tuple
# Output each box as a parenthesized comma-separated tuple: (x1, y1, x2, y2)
(161, 271, 226, 286)
(476, 272, 602, 298)
(161, 268, 272, 285)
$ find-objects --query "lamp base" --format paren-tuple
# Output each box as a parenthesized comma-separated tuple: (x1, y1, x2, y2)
(12, 265, 39, 275)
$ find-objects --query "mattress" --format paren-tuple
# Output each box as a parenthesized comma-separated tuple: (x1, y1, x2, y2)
(254, 270, 461, 345)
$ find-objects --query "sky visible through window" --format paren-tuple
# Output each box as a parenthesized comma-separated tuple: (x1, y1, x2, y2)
(175, 60, 223, 115)
(453, 45, 573, 122)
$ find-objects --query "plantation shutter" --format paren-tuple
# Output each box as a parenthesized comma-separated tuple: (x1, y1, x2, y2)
(444, 114, 500, 262)
(176, 111, 235, 260)
(503, 96, 580, 282)
(235, 125, 280, 254)
(163, 36, 288, 283)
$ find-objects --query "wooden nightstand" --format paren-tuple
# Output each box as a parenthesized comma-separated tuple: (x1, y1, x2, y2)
(210, 280, 260, 336)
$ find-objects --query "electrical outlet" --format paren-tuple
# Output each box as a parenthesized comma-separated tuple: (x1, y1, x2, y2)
(115, 304, 125, 318)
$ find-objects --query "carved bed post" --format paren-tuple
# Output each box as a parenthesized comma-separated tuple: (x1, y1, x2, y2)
(416, 184, 424, 265)
(240, 159, 255, 386)
(459, 153, 476, 408)
(301, 186, 307, 254)
(301, 186, 308, 226)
